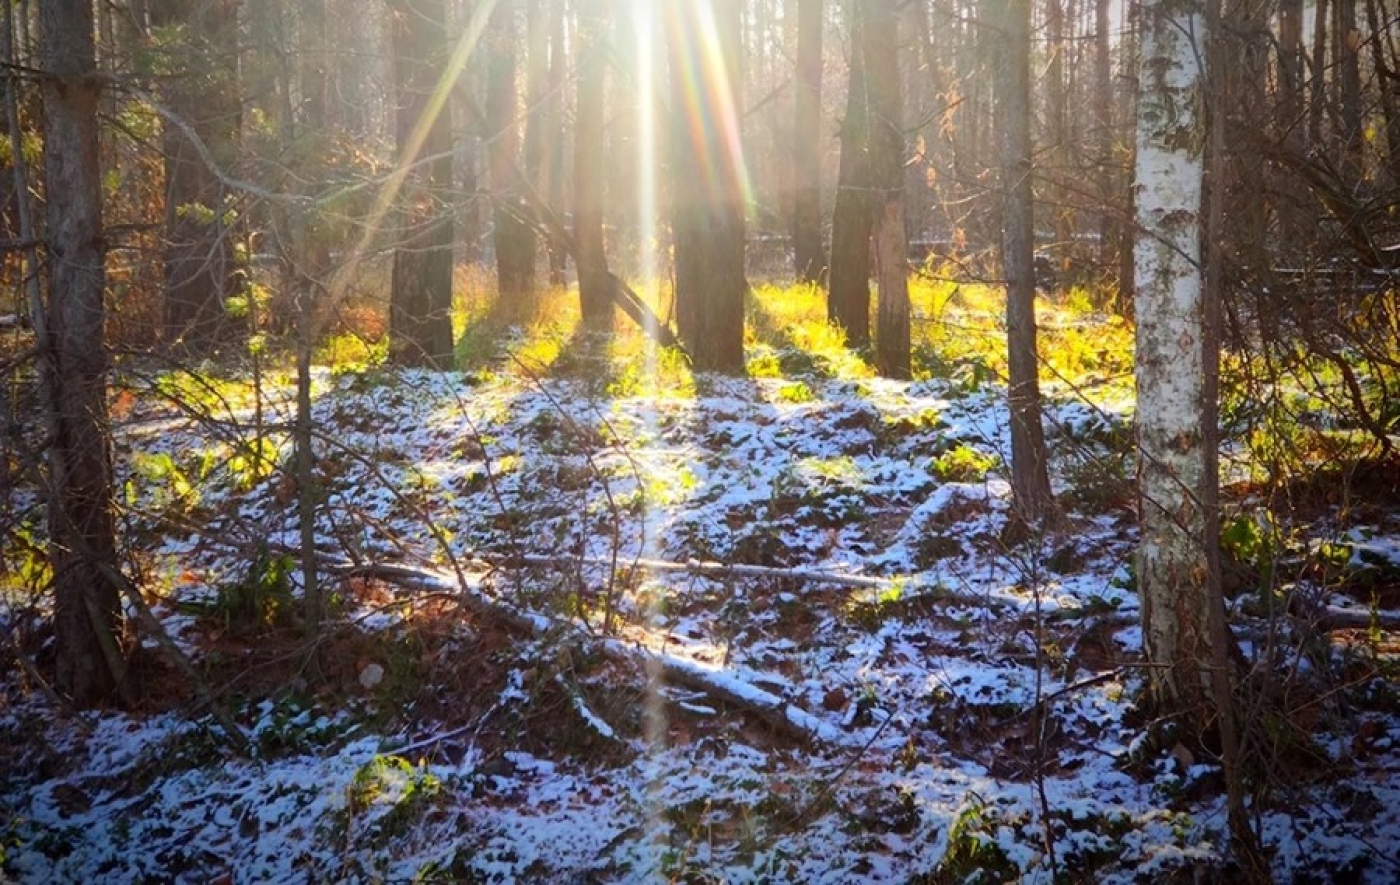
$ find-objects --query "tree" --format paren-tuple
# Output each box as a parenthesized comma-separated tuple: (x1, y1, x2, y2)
(993, 0, 1052, 523)
(865, 0, 909, 378)
(1135, 0, 1215, 737)
(149, 0, 241, 352)
(827, 2, 872, 347)
(573, 0, 612, 327)
(487, 0, 537, 304)
(791, 0, 825, 285)
(41, 0, 127, 705)
(1133, 0, 1262, 872)
(387, 0, 456, 367)
(667, 0, 747, 373)
(524, 0, 566, 287)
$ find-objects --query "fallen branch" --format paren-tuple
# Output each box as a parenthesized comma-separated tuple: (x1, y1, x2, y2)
(327, 559, 853, 747)
(1296, 603, 1400, 632)
(492, 552, 897, 591)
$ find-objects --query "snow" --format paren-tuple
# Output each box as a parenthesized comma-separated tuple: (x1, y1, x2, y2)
(4, 353, 1400, 883)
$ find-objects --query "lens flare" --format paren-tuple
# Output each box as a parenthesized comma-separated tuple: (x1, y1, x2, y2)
(663, 1, 754, 209)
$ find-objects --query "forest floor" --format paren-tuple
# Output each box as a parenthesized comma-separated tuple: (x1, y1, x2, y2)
(3, 283, 1400, 883)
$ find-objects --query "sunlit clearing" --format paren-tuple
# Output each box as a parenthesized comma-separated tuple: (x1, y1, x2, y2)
(747, 282, 875, 381)
(906, 274, 1133, 405)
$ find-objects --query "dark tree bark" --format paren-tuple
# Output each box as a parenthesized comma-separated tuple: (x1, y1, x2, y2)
(150, 0, 241, 352)
(1277, 0, 1304, 137)
(387, 0, 455, 367)
(41, 0, 127, 705)
(667, 0, 746, 373)
(1333, 0, 1363, 183)
(573, 0, 612, 327)
(791, 0, 825, 284)
(1364, 0, 1400, 185)
(993, 0, 1052, 523)
(865, 0, 908, 378)
(487, 0, 537, 303)
(1309, 0, 1328, 149)
(827, 1, 872, 347)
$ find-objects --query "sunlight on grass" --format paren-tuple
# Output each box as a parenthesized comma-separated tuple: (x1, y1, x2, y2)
(747, 282, 873, 381)
(907, 274, 1134, 403)
(316, 331, 388, 370)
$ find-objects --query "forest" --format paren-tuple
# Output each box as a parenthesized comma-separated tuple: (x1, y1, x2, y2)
(2, 0, 1400, 881)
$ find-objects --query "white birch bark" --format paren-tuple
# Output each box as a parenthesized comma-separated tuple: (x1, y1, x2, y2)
(1132, 0, 1213, 708)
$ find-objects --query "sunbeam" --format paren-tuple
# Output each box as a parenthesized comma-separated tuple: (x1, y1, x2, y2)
(662, 1, 754, 210)
(317, 0, 497, 339)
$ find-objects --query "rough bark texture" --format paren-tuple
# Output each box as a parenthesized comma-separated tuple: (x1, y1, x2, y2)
(41, 0, 127, 705)
(388, 0, 456, 367)
(791, 0, 825, 284)
(827, 1, 872, 346)
(487, 0, 537, 303)
(573, 0, 611, 327)
(865, 0, 908, 379)
(150, 0, 241, 352)
(1133, 0, 1218, 724)
(667, 0, 746, 373)
(995, 0, 1052, 523)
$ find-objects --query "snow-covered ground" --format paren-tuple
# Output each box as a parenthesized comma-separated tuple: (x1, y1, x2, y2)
(3, 348, 1398, 883)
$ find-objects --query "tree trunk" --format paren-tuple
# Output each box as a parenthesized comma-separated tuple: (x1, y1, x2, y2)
(1044, 0, 1071, 247)
(1277, 0, 1304, 137)
(791, 0, 825, 284)
(487, 0, 537, 303)
(1135, 23, 1268, 877)
(865, 0, 908, 378)
(573, 0, 612, 327)
(667, 0, 747, 373)
(1203, 0, 1266, 874)
(995, 0, 1053, 524)
(150, 0, 241, 352)
(387, 0, 456, 367)
(827, 1, 872, 347)
(1094, 0, 1116, 271)
(1364, 0, 1400, 186)
(1309, 0, 1328, 149)
(40, 0, 127, 706)
(1333, 0, 1363, 183)
(523, 0, 552, 281)
(1135, 0, 1215, 724)
(544, 0, 567, 286)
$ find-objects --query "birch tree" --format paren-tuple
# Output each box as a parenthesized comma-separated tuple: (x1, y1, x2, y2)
(1134, 0, 1215, 725)
(1133, 0, 1264, 873)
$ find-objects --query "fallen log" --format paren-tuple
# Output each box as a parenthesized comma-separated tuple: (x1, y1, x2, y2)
(326, 559, 853, 747)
